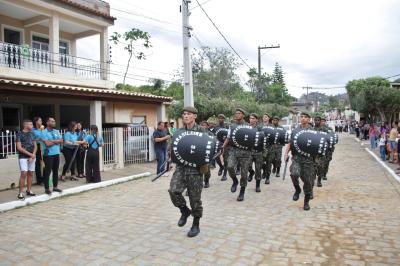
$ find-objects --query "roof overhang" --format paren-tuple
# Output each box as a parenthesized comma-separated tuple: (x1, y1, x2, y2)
(0, 79, 172, 104)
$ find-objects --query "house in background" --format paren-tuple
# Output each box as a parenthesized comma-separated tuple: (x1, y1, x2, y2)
(390, 78, 400, 89)
(0, 0, 172, 190)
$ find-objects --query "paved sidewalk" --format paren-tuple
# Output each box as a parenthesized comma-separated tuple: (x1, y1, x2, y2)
(0, 162, 158, 204)
(0, 134, 400, 265)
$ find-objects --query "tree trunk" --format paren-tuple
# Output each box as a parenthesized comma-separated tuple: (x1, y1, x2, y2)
(123, 50, 133, 85)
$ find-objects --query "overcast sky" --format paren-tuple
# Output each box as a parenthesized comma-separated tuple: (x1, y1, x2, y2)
(77, 0, 400, 98)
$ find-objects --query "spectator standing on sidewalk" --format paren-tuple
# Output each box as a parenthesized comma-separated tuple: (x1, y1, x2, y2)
(369, 123, 377, 149)
(75, 122, 86, 178)
(378, 134, 387, 161)
(85, 125, 104, 183)
(61, 121, 83, 181)
(32, 117, 44, 185)
(42, 117, 63, 195)
(16, 119, 37, 200)
(389, 121, 398, 163)
(153, 121, 170, 175)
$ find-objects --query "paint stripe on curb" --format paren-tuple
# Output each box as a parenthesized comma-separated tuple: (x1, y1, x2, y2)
(0, 172, 151, 213)
(365, 148, 400, 184)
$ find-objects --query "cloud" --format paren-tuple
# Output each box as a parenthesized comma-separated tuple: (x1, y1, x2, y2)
(81, 0, 400, 97)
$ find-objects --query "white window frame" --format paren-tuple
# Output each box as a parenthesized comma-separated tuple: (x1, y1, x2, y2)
(1, 24, 25, 45)
(30, 31, 71, 55)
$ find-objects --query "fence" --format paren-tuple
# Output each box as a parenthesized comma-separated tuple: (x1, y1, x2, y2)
(0, 131, 17, 159)
(123, 126, 149, 164)
(102, 128, 117, 166)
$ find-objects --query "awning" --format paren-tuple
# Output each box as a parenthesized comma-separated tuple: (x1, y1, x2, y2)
(0, 79, 173, 104)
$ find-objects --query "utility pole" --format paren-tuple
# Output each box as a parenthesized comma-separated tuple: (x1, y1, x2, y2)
(181, 0, 194, 107)
(257, 44, 280, 102)
(302, 85, 312, 102)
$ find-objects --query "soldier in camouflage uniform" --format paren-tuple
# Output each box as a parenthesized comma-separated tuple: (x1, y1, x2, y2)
(248, 113, 263, 192)
(168, 106, 207, 237)
(321, 117, 334, 180)
(260, 113, 271, 184)
(222, 108, 252, 201)
(284, 112, 315, 211)
(216, 114, 229, 181)
(269, 116, 284, 178)
(200, 121, 213, 188)
(313, 115, 329, 188)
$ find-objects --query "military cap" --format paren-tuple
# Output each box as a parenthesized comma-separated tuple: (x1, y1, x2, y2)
(207, 116, 217, 124)
(249, 113, 259, 119)
(300, 111, 311, 118)
(200, 120, 209, 125)
(272, 116, 280, 120)
(235, 108, 246, 115)
(321, 117, 327, 121)
(263, 112, 271, 118)
(314, 114, 322, 119)
(183, 106, 198, 114)
(218, 114, 226, 119)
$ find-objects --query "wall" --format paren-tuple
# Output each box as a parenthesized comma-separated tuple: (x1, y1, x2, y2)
(106, 102, 160, 129)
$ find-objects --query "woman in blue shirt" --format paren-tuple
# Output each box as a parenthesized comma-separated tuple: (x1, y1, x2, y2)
(85, 125, 104, 183)
(61, 121, 86, 181)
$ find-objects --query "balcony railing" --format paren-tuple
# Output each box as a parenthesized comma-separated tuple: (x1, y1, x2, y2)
(0, 41, 102, 80)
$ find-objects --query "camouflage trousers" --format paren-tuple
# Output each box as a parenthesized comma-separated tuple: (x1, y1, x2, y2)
(315, 155, 328, 180)
(227, 147, 252, 187)
(250, 151, 263, 181)
(262, 147, 273, 178)
(290, 154, 315, 195)
(168, 164, 203, 218)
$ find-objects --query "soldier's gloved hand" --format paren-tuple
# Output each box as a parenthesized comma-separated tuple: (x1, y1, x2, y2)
(199, 164, 209, 174)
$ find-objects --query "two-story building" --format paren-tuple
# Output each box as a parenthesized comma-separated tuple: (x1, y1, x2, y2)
(0, 0, 172, 189)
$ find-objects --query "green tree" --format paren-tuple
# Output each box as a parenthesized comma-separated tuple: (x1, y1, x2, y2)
(272, 62, 285, 85)
(110, 28, 151, 85)
(346, 76, 399, 122)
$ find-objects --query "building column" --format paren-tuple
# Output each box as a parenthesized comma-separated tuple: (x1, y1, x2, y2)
(90, 101, 103, 170)
(156, 103, 166, 123)
(71, 39, 77, 57)
(100, 27, 109, 81)
(49, 12, 60, 73)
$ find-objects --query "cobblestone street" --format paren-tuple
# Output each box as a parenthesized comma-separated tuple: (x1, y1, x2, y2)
(1, 134, 400, 266)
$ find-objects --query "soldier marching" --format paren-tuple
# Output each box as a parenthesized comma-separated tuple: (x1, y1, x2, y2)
(166, 107, 336, 237)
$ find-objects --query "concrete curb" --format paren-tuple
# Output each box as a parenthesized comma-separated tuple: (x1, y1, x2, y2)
(365, 148, 400, 184)
(0, 172, 151, 213)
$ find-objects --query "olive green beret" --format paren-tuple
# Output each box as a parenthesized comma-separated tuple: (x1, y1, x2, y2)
(218, 114, 226, 119)
(264, 112, 271, 118)
(249, 113, 259, 119)
(183, 106, 198, 114)
(272, 116, 280, 120)
(321, 117, 327, 121)
(235, 108, 246, 115)
(300, 111, 311, 118)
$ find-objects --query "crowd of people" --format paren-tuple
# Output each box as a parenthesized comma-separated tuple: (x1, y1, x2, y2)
(16, 117, 104, 200)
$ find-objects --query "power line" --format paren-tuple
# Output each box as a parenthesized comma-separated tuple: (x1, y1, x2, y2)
(190, 0, 215, 10)
(194, 0, 252, 69)
(111, 7, 180, 28)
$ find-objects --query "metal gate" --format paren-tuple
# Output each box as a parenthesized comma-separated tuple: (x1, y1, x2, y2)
(123, 126, 149, 164)
(102, 128, 117, 166)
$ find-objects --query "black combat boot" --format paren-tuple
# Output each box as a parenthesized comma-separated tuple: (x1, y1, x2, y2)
(272, 166, 276, 174)
(292, 185, 301, 201)
(322, 175, 327, 180)
(310, 190, 314, 200)
(317, 177, 322, 187)
(265, 175, 270, 184)
(304, 194, 311, 211)
(218, 167, 224, 176)
(231, 176, 238, 193)
(237, 186, 246, 201)
(255, 180, 261, 193)
(204, 177, 210, 188)
(221, 169, 228, 181)
(187, 217, 200, 237)
(275, 167, 280, 177)
(248, 168, 255, 182)
(178, 206, 191, 227)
